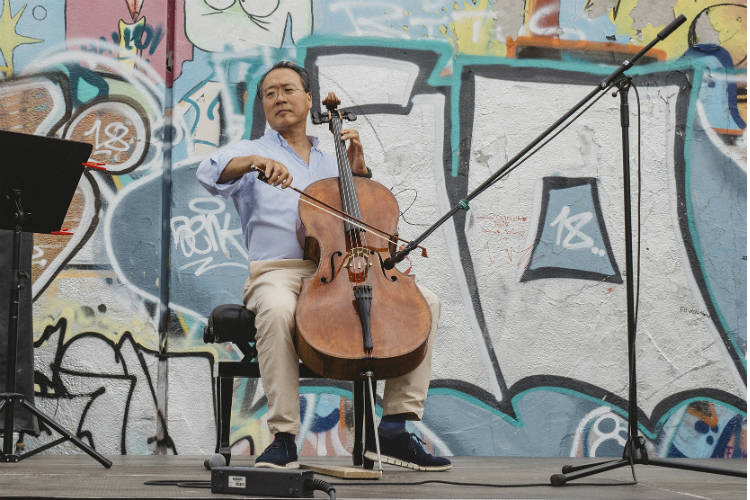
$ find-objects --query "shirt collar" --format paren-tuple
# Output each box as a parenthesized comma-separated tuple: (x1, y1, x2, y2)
(265, 128, 321, 151)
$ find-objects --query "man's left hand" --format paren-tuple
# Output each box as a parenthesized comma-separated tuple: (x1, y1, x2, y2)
(340, 129, 368, 175)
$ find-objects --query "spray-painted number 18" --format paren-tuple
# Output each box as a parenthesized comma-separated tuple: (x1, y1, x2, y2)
(83, 119, 131, 158)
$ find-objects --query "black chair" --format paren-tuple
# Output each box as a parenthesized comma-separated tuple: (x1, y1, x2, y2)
(203, 304, 374, 466)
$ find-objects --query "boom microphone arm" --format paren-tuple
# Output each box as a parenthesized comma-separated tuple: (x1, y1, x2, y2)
(383, 15, 686, 270)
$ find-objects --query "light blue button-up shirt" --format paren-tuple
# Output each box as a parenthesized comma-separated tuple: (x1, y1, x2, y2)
(196, 129, 339, 262)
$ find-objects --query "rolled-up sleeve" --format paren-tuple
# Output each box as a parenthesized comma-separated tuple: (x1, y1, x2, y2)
(196, 141, 254, 198)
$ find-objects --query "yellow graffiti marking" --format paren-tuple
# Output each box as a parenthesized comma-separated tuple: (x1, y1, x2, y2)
(231, 418, 272, 455)
(613, 0, 747, 66)
(175, 310, 191, 336)
(444, 0, 507, 57)
(33, 305, 157, 348)
(705, 4, 747, 68)
(33, 302, 230, 362)
(119, 16, 146, 74)
(0, 0, 42, 78)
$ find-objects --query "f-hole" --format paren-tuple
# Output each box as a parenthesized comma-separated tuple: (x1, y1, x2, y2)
(376, 252, 398, 281)
(321, 251, 343, 283)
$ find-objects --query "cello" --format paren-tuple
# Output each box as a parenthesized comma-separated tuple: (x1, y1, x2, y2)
(294, 93, 432, 383)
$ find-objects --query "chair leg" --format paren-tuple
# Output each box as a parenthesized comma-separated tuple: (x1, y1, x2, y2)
(214, 376, 222, 454)
(218, 374, 233, 465)
(352, 381, 364, 466)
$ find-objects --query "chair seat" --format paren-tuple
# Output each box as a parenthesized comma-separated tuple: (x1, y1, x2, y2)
(204, 304, 256, 344)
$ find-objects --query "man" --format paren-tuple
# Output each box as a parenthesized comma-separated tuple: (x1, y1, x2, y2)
(197, 62, 450, 471)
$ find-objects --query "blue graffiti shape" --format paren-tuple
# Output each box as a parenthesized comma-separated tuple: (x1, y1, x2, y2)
(712, 414, 747, 458)
(111, 22, 164, 56)
(300, 395, 340, 434)
(521, 177, 621, 283)
(64, 65, 109, 107)
(685, 90, 747, 362)
(108, 164, 248, 317)
(681, 44, 745, 130)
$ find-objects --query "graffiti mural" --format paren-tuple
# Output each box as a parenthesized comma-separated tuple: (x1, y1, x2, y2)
(0, 0, 744, 461)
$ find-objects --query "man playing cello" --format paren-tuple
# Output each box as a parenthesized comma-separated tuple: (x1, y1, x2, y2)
(197, 61, 450, 471)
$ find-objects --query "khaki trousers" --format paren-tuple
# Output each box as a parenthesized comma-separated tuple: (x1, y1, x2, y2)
(243, 259, 440, 435)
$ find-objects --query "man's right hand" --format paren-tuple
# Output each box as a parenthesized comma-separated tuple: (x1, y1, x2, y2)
(219, 155, 293, 189)
(250, 155, 293, 189)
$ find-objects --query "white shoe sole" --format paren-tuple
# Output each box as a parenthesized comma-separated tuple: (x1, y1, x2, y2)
(364, 451, 451, 471)
(254, 460, 299, 469)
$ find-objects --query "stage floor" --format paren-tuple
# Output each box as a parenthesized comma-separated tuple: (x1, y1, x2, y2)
(0, 455, 745, 499)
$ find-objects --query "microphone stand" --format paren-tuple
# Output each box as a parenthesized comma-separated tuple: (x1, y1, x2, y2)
(381, 14, 747, 485)
(550, 77, 744, 486)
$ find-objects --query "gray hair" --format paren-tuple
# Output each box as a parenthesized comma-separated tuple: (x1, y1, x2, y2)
(256, 61, 311, 99)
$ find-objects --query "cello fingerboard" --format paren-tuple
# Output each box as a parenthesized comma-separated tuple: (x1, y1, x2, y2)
(330, 115, 363, 233)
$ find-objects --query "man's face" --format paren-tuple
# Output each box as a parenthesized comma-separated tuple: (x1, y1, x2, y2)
(261, 68, 313, 134)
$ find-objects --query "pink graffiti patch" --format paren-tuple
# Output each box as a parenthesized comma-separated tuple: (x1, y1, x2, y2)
(65, 0, 193, 83)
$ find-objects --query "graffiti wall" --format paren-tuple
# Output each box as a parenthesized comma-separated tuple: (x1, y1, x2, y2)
(0, 0, 745, 460)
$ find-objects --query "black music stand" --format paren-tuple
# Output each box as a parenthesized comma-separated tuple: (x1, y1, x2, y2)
(0, 130, 111, 467)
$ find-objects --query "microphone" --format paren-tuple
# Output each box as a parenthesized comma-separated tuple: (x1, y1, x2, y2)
(657, 14, 686, 40)
(204, 453, 227, 470)
(382, 246, 410, 270)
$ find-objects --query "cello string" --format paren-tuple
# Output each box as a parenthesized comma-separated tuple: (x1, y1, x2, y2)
(253, 116, 425, 262)
(338, 118, 360, 234)
(333, 118, 353, 226)
(340, 115, 371, 288)
(263, 180, 398, 247)
(334, 114, 368, 287)
(251, 163, 411, 252)
(251, 164, 403, 242)
(334, 118, 352, 225)
(343, 120, 369, 287)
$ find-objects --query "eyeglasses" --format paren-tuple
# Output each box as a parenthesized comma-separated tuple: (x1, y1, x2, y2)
(262, 87, 305, 102)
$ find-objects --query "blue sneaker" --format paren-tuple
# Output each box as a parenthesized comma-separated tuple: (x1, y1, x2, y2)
(365, 431, 451, 471)
(255, 432, 299, 469)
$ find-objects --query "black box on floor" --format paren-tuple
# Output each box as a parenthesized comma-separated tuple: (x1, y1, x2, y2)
(211, 467, 315, 497)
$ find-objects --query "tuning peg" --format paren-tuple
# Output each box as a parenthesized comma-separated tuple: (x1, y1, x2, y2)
(311, 111, 329, 125)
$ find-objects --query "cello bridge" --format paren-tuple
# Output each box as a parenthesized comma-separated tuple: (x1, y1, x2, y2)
(343, 247, 372, 277)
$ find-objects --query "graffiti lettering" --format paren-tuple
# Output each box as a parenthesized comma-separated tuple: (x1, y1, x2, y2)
(32, 246, 47, 268)
(680, 306, 711, 319)
(477, 214, 528, 236)
(83, 119, 131, 158)
(486, 242, 543, 276)
(81, 38, 117, 56)
(80, 25, 163, 57)
(115, 23, 163, 55)
(550, 205, 594, 250)
(171, 198, 246, 276)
